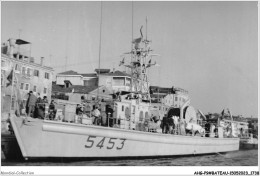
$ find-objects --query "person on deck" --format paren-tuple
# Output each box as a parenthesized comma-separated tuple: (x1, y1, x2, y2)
(27, 91, 37, 117)
(173, 116, 180, 134)
(168, 116, 174, 134)
(76, 104, 83, 115)
(25, 91, 31, 115)
(35, 93, 44, 119)
(161, 115, 168, 134)
(42, 96, 48, 104)
(48, 100, 56, 120)
(179, 118, 186, 135)
(92, 106, 101, 125)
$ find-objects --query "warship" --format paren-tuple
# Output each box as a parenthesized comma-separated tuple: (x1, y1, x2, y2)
(3, 23, 239, 160)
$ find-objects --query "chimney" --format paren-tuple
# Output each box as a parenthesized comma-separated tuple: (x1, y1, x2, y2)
(8, 38, 16, 58)
(40, 57, 44, 66)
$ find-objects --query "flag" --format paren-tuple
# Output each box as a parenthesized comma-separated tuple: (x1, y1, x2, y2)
(221, 109, 224, 116)
(119, 57, 125, 66)
(6, 69, 13, 87)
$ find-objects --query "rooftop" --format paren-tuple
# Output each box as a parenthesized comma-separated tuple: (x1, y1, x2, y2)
(57, 70, 130, 77)
(52, 84, 98, 94)
(57, 70, 80, 75)
(100, 70, 131, 77)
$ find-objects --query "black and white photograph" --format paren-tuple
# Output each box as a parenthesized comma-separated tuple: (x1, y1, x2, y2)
(1, 1, 258, 175)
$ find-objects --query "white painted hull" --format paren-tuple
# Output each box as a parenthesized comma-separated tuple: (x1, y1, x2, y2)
(10, 115, 239, 158)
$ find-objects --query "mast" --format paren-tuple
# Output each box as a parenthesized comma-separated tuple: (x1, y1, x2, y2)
(120, 17, 159, 102)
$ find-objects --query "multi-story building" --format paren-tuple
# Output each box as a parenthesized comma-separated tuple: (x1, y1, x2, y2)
(56, 69, 131, 93)
(1, 38, 54, 112)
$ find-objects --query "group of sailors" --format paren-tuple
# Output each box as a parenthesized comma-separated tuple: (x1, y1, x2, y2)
(160, 115, 186, 135)
(21, 92, 235, 139)
(75, 103, 114, 126)
(24, 91, 55, 119)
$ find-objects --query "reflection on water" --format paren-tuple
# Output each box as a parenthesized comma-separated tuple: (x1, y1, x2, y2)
(1, 149, 258, 166)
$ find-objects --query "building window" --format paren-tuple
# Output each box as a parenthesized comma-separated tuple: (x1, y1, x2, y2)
(34, 70, 39, 77)
(139, 111, 144, 121)
(15, 64, 20, 71)
(25, 83, 30, 91)
(22, 67, 26, 75)
(45, 72, 49, 79)
(33, 85, 37, 92)
(20, 83, 24, 90)
(175, 97, 178, 101)
(113, 77, 125, 86)
(26, 68, 32, 76)
(126, 78, 131, 86)
(44, 88, 47, 94)
(122, 105, 124, 112)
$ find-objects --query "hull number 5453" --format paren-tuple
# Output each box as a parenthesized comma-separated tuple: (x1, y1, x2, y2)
(85, 136, 126, 150)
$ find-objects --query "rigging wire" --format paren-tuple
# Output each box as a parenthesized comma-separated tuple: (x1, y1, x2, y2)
(65, 5, 70, 72)
(97, 1, 103, 101)
(130, 1, 134, 92)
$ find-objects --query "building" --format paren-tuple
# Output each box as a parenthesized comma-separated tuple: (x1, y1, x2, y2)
(52, 82, 112, 103)
(1, 38, 54, 113)
(56, 70, 98, 87)
(97, 69, 131, 92)
(56, 69, 131, 93)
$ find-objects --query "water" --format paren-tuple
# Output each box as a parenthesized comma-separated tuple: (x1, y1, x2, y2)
(1, 149, 258, 166)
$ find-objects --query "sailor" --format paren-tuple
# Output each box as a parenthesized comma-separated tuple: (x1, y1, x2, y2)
(42, 96, 48, 104)
(35, 93, 45, 119)
(167, 116, 174, 134)
(48, 100, 56, 120)
(173, 116, 180, 134)
(27, 91, 37, 117)
(25, 91, 31, 115)
(179, 118, 186, 135)
(161, 115, 168, 134)
(92, 106, 101, 125)
(76, 104, 83, 115)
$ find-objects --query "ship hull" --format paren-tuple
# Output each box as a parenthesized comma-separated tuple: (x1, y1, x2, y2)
(1, 133, 23, 160)
(10, 115, 239, 159)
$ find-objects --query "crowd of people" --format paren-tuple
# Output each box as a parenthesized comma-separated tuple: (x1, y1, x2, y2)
(25, 91, 54, 119)
(75, 103, 115, 126)
(160, 115, 186, 135)
(21, 92, 208, 137)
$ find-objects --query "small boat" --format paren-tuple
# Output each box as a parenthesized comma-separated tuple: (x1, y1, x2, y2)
(240, 135, 258, 150)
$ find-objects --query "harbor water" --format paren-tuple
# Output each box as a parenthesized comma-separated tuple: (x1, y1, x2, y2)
(1, 149, 258, 166)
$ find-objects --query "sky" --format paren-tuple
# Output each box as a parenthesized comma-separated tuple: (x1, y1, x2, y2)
(1, 1, 258, 117)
